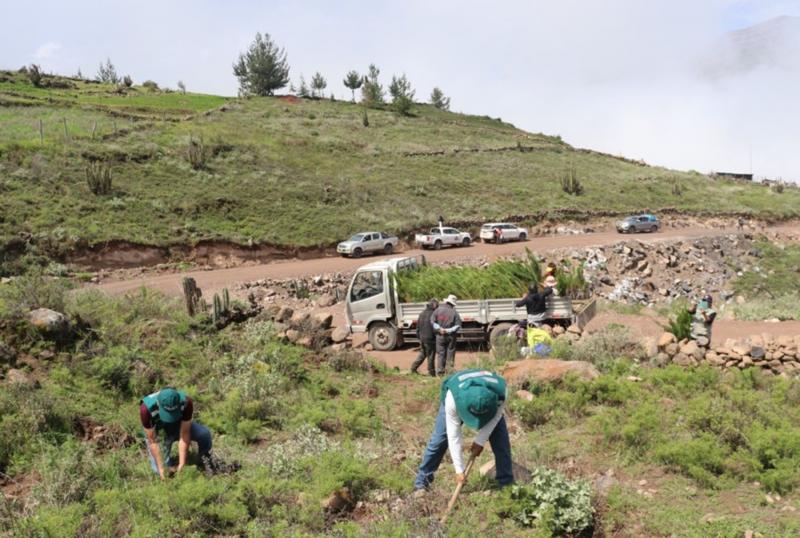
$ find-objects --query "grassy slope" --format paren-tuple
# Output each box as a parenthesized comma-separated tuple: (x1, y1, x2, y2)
(2, 69, 799, 251)
(1, 281, 799, 536)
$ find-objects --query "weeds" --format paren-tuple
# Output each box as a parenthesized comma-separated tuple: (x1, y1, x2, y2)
(85, 161, 112, 195)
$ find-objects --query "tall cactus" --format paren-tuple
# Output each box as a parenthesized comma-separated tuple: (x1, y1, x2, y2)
(222, 288, 230, 312)
(213, 293, 222, 325)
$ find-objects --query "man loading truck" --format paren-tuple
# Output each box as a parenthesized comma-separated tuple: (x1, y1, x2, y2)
(689, 294, 716, 347)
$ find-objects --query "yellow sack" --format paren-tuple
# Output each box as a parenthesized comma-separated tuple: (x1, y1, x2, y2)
(526, 327, 553, 350)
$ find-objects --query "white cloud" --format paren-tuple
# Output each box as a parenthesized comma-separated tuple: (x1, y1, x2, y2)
(33, 41, 62, 60)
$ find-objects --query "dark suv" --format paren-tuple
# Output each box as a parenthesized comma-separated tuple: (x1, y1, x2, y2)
(616, 214, 660, 233)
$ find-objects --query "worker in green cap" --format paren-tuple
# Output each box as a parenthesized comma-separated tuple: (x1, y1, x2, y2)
(413, 369, 512, 491)
(139, 387, 215, 479)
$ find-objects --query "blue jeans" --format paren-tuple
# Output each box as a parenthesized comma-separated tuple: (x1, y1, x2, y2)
(414, 403, 513, 489)
(145, 422, 212, 474)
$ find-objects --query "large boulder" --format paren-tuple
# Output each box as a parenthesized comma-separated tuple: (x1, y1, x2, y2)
(680, 340, 703, 361)
(657, 332, 676, 349)
(289, 310, 310, 327)
(275, 305, 294, 323)
(28, 308, 70, 339)
(501, 359, 600, 386)
(5, 368, 35, 387)
(311, 312, 334, 331)
(479, 460, 532, 484)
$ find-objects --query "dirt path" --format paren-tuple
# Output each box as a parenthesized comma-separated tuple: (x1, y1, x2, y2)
(95, 225, 771, 297)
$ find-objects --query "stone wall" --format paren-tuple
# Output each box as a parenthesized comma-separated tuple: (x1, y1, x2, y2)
(657, 332, 800, 376)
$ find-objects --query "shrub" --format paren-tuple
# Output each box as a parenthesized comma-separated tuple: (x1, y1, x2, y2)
(0, 271, 72, 318)
(667, 307, 692, 341)
(122, 75, 133, 87)
(263, 424, 337, 475)
(498, 467, 594, 534)
(85, 161, 113, 195)
(565, 325, 643, 370)
(27, 63, 43, 87)
(142, 80, 159, 91)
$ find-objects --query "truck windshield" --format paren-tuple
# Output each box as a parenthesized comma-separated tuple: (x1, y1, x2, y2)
(348, 234, 365, 242)
(350, 271, 384, 302)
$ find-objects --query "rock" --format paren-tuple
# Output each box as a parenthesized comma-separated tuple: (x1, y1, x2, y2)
(330, 342, 349, 352)
(732, 343, 750, 356)
(672, 352, 693, 366)
(515, 389, 534, 401)
(653, 353, 671, 367)
(364, 343, 374, 352)
(566, 324, 581, 335)
(290, 310, 310, 327)
(28, 308, 70, 339)
(501, 359, 600, 386)
(285, 329, 301, 344)
(750, 346, 766, 360)
(331, 327, 350, 344)
(696, 336, 710, 348)
(479, 460, 532, 484)
(705, 351, 725, 366)
(5, 368, 34, 386)
(321, 487, 353, 513)
(297, 336, 314, 348)
(665, 343, 679, 356)
(316, 294, 336, 308)
(552, 325, 565, 336)
(641, 337, 658, 358)
(312, 312, 333, 330)
(658, 288, 669, 297)
(275, 305, 294, 323)
(658, 332, 675, 349)
(736, 295, 746, 305)
(680, 340, 703, 361)
(0, 340, 16, 365)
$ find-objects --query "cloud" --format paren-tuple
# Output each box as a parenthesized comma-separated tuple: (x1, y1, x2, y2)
(33, 42, 62, 60)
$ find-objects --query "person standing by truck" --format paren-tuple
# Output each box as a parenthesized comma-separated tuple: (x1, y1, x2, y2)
(688, 294, 716, 348)
(515, 282, 554, 328)
(410, 299, 439, 376)
(432, 295, 461, 375)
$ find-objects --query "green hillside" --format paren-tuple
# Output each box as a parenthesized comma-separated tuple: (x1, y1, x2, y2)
(1, 69, 797, 256)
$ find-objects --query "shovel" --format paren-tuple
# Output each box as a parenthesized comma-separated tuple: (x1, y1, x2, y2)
(439, 452, 477, 525)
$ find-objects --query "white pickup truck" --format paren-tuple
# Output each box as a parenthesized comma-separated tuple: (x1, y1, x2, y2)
(414, 226, 472, 250)
(345, 256, 596, 350)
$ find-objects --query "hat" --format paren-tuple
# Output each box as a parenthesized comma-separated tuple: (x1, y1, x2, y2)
(702, 294, 713, 305)
(157, 388, 183, 423)
(454, 383, 498, 430)
(443, 294, 457, 306)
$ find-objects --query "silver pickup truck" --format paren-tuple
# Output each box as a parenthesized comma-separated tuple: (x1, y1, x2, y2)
(345, 256, 596, 350)
(414, 226, 472, 250)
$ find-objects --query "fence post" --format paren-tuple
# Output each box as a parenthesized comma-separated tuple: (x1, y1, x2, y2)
(91, 120, 97, 140)
(113, 120, 117, 134)
(62, 117, 69, 142)
(38, 119, 44, 144)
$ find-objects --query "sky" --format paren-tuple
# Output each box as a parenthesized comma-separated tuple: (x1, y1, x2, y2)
(3, 0, 800, 180)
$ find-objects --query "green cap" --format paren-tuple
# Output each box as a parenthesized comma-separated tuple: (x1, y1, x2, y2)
(157, 388, 183, 423)
(454, 383, 499, 430)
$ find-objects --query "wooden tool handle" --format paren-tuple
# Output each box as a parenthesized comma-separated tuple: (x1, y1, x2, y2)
(439, 453, 477, 525)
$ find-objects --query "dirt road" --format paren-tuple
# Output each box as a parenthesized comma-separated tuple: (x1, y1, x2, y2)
(97, 225, 753, 297)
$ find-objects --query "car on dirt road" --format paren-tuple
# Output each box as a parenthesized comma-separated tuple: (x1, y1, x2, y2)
(414, 226, 472, 250)
(479, 222, 528, 243)
(337, 231, 398, 258)
(616, 214, 660, 233)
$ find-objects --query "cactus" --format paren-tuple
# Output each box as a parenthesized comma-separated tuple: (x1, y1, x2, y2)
(213, 293, 222, 325)
(187, 135, 206, 170)
(85, 161, 112, 195)
(182, 277, 202, 316)
(222, 288, 230, 312)
(671, 180, 683, 197)
(560, 163, 583, 196)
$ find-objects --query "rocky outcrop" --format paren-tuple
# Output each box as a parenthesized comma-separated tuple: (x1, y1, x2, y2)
(28, 308, 70, 340)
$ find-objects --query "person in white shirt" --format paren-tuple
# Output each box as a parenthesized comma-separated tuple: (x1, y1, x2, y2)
(413, 369, 513, 491)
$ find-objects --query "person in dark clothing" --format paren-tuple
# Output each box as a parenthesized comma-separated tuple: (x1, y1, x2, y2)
(432, 295, 462, 376)
(410, 299, 439, 375)
(515, 283, 554, 327)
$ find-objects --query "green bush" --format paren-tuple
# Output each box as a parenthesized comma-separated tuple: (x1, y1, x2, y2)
(0, 271, 72, 319)
(498, 467, 594, 534)
(667, 307, 692, 341)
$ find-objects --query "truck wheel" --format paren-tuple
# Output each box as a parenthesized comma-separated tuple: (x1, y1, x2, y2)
(352, 248, 363, 258)
(384, 243, 393, 254)
(489, 323, 514, 347)
(461, 237, 471, 247)
(519, 233, 527, 241)
(649, 225, 657, 233)
(433, 240, 442, 250)
(369, 322, 397, 351)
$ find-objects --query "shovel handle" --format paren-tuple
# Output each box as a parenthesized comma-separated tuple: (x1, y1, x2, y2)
(439, 453, 477, 525)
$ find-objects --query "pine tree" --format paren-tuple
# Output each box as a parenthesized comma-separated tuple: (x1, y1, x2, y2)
(430, 87, 450, 110)
(96, 58, 119, 84)
(389, 74, 415, 116)
(361, 63, 384, 107)
(233, 32, 290, 96)
(343, 70, 362, 102)
(310, 72, 327, 98)
(297, 76, 310, 98)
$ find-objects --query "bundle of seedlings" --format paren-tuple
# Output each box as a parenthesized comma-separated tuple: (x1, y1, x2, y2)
(395, 250, 544, 302)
